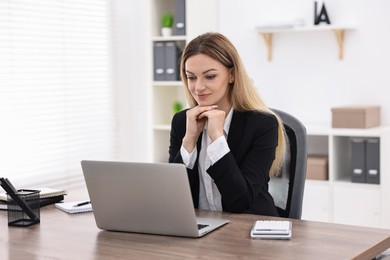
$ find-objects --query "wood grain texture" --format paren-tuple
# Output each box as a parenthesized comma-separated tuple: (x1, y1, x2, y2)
(1, 186, 389, 259)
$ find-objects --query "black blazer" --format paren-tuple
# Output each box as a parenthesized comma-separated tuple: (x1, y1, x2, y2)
(169, 109, 279, 216)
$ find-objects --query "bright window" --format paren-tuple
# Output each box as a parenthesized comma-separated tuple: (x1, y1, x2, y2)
(0, 0, 117, 186)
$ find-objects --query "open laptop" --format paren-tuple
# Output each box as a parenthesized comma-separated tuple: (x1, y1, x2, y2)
(81, 160, 229, 238)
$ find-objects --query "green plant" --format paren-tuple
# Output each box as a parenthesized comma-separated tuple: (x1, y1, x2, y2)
(172, 101, 183, 114)
(161, 13, 174, 28)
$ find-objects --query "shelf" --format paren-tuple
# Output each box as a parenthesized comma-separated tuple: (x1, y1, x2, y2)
(303, 124, 390, 228)
(153, 81, 183, 87)
(153, 85, 186, 126)
(256, 25, 355, 61)
(329, 126, 390, 137)
(152, 35, 186, 42)
(305, 125, 390, 137)
(332, 180, 381, 189)
(150, 0, 218, 162)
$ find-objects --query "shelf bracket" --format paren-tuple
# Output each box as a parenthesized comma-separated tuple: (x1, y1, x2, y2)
(260, 33, 273, 61)
(332, 29, 345, 60)
(258, 27, 350, 61)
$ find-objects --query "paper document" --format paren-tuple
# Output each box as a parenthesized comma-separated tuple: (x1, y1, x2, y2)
(55, 201, 93, 214)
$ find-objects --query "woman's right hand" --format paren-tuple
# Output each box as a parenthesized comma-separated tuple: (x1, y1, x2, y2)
(182, 105, 217, 152)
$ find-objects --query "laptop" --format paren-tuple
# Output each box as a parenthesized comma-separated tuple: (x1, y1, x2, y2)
(81, 160, 229, 238)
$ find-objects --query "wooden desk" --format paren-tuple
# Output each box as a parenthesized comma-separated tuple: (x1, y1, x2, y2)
(1, 187, 390, 260)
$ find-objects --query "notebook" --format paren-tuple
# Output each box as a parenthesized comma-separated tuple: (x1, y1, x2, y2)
(0, 195, 64, 211)
(81, 160, 229, 238)
(0, 187, 67, 202)
(0, 186, 67, 210)
(55, 201, 93, 214)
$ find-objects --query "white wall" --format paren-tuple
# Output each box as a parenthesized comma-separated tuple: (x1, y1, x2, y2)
(112, 0, 152, 161)
(112, 0, 390, 161)
(218, 0, 390, 126)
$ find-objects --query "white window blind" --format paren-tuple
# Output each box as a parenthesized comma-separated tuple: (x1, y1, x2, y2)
(0, 0, 117, 186)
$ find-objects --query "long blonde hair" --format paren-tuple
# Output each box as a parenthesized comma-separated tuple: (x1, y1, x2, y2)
(179, 32, 286, 177)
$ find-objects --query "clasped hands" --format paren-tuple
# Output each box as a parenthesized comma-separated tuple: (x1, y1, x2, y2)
(182, 105, 226, 153)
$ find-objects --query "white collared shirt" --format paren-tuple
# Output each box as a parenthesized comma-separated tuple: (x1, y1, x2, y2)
(181, 108, 233, 211)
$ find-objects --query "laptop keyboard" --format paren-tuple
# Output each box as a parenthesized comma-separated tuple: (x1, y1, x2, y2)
(197, 224, 209, 230)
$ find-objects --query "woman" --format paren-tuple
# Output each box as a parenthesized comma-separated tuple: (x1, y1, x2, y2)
(169, 32, 286, 216)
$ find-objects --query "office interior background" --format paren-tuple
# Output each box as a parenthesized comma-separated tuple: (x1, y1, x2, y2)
(1, 0, 390, 228)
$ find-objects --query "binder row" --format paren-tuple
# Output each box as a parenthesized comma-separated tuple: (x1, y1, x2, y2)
(351, 137, 380, 184)
(153, 42, 181, 81)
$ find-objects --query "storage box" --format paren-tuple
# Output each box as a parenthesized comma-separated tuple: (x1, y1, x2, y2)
(306, 155, 328, 180)
(331, 106, 380, 128)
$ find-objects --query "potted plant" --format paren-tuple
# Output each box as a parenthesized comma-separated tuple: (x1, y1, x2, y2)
(161, 13, 174, 37)
(172, 100, 183, 114)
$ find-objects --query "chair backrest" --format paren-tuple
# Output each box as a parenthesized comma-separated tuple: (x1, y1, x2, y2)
(269, 109, 307, 219)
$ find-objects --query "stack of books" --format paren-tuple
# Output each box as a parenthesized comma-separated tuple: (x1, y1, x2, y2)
(0, 187, 67, 210)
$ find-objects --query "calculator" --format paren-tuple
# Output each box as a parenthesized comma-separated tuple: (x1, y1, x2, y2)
(250, 220, 292, 240)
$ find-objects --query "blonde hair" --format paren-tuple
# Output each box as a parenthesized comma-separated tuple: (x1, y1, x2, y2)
(179, 32, 286, 177)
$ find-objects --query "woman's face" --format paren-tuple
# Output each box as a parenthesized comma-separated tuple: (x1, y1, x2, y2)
(185, 54, 232, 111)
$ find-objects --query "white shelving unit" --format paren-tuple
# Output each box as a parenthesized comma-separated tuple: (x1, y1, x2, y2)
(150, 0, 217, 162)
(302, 125, 390, 228)
(256, 25, 355, 61)
(149, 4, 387, 229)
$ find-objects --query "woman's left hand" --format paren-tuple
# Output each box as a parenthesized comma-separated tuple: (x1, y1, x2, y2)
(198, 108, 226, 142)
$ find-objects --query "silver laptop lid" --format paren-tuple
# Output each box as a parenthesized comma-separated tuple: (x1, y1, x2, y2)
(81, 160, 214, 237)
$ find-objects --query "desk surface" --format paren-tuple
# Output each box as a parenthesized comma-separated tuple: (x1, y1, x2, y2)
(1, 186, 390, 260)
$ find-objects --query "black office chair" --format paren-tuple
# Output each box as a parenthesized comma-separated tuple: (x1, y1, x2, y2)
(269, 109, 307, 219)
